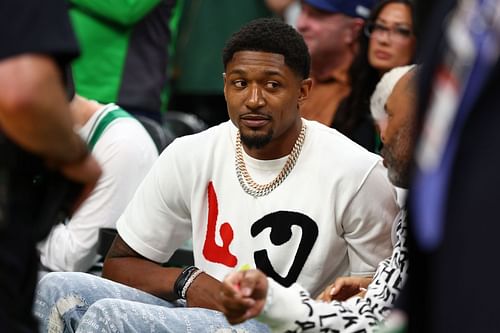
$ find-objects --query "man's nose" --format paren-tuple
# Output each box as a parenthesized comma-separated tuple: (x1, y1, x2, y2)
(245, 85, 265, 109)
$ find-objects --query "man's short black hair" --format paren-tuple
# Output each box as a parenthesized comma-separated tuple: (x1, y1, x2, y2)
(222, 18, 310, 79)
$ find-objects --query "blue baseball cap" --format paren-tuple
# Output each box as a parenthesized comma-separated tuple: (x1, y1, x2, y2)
(303, 0, 375, 19)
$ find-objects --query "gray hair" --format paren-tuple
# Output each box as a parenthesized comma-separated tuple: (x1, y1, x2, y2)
(370, 64, 416, 125)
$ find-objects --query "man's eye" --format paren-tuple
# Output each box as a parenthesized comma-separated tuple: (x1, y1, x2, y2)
(234, 80, 247, 88)
(266, 82, 279, 89)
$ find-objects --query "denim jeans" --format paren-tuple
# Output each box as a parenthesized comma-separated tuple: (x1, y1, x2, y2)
(34, 272, 270, 333)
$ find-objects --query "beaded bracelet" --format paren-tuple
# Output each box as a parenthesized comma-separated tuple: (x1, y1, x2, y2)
(180, 268, 203, 299)
(173, 266, 200, 299)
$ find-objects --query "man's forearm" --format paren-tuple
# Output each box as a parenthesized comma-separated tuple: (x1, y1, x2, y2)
(103, 255, 182, 300)
(0, 54, 88, 166)
(102, 234, 183, 301)
(104, 234, 226, 311)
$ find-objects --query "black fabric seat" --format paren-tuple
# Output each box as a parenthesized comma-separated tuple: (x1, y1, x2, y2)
(136, 115, 175, 153)
(162, 111, 208, 138)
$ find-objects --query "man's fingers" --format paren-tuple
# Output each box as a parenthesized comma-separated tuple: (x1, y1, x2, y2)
(220, 287, 256, 325)
(227, 315, 246, 325)
(222, 271, 246, 297)
(223, 297, 254, 313)
(238, 270, 260, 296)
(221, 270, 267, 324)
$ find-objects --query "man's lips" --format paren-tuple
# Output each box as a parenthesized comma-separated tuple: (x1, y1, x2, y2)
(240, 115, 270, 128)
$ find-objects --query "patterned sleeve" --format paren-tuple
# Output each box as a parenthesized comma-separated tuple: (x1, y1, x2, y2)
(258, 212, 408, 333)
(258, 279, 381, 333)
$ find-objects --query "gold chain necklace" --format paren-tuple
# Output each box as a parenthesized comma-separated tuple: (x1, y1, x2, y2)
(235, 123, 307, 197)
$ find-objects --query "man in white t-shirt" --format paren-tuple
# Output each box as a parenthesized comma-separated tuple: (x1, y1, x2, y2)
(37, 94, 158, 272)
(34, 18, 398, 333)
(219, 65, 418, 333)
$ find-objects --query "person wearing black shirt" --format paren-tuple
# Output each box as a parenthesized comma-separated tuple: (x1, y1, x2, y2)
(0, 0, 101, 331)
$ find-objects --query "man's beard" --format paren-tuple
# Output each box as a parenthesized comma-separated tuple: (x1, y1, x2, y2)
(386, 152, 410, 188)
(387, 165, 408, 188)
(383, 130, 412, 188)
(240, 129, 273, 149)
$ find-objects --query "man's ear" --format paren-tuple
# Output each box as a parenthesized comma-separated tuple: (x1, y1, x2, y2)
(222, 72, 227, 99)
(346, 18, 364, 44)
(298, 78, 313, 105)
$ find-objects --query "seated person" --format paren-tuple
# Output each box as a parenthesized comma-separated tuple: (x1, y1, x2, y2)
(333, 0, 417, 152)
(370, 64, 416, 207)
(220, 65, 417, 333)
(34, 18, 397, 333)
(296, 0, 373, 128)
(37, 94, 158, 272)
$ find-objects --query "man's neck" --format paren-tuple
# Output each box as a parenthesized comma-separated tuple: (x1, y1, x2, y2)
(311, 54, 352, 82)
(310, 44, 357, 82)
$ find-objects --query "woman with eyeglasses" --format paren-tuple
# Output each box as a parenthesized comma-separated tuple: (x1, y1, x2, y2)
(332, 0, 416, 153)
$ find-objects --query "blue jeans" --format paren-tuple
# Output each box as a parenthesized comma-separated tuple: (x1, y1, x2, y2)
(34, 272, 270, 333)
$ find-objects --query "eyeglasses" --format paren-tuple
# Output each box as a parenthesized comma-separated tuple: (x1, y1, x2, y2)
(364, 22, 413, 43)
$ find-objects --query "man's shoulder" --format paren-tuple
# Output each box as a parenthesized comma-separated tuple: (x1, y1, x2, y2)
(95, 107, 152, 142)
(88, 106, 158, 159)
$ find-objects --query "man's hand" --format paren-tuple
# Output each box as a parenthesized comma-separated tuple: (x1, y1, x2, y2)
(219, 269, 268, 325)
(59, 153, 102, 213)
(184, 272, 227, 311)
(317, 276, 372, 302)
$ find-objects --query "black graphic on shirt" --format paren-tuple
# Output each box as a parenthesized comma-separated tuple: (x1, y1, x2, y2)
(251, 211, 318, 287)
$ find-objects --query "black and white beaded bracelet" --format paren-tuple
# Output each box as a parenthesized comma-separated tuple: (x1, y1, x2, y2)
(173, 266, 203, 299)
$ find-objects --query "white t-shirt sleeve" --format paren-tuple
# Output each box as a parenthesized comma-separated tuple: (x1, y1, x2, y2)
(342, 160, 399, 276)
(116, 141, 193, 263)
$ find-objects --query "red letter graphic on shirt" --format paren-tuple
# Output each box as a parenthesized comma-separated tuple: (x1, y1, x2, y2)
(202, 182, 237, 267)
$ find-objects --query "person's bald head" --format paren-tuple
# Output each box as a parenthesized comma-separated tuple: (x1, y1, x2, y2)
(380, 67, 417, 188)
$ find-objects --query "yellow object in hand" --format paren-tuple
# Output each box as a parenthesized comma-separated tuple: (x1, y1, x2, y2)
(239, 263, 252, 271)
